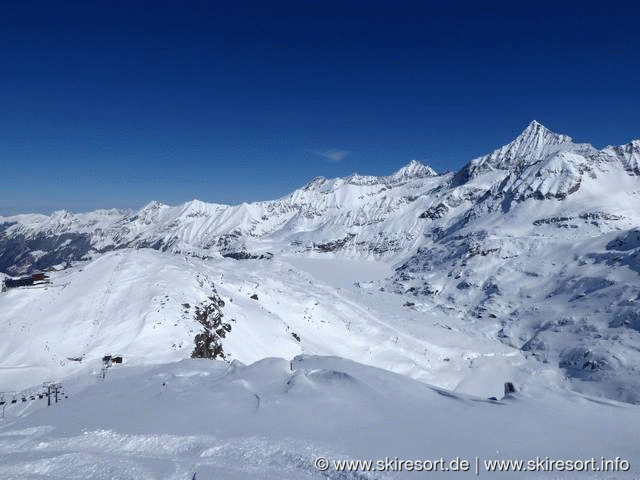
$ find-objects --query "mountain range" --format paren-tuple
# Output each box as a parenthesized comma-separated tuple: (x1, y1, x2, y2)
(2, 120, 640, 404)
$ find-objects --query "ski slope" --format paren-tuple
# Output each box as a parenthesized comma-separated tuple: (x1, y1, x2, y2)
(0, 356, 638, 479)
(0, 249, 541, 400)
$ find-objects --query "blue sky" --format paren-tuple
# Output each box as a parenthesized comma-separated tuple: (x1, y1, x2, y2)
(1, 1, 639, 214)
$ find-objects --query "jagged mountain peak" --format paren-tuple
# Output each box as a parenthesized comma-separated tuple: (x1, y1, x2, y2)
(604, 138, 640, 175)
(617, 138, 640, 152)
(391, 160, 438, 180)
(513, 120, 573, 150)
(179, 198, 228, 212)
(301, 176, 329, 190)
(493, 120, 574, 166)
(139, 200, 168, 212)
(455, 121, 577, 184)
(298, 160, 437, 193)
(520, 119, 559, 138)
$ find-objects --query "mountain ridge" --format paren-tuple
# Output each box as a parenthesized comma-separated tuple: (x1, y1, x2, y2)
(2, 121, 639, 273)
(2, 121, 640, 404)
(2, 120, 638, 222)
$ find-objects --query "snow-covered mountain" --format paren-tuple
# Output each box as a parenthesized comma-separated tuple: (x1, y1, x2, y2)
(0, 158, 444, 272)
(1, 121, 638, 271)
(2, 121, 640, 405)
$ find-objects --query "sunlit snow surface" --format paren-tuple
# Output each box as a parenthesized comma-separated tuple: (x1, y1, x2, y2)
(1, 356, 639, 479)
(0, 249, 537, 397)
(1, 251, 639, 479)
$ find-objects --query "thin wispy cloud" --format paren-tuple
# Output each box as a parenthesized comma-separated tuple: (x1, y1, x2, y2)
(314, 149, 350, 163)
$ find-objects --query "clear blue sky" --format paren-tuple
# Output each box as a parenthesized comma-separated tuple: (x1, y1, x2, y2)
(1, 1, 639, 214)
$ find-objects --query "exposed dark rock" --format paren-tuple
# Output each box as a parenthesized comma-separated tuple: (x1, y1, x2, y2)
(559, 348, 611, 380)
(419, 203, 448, 220)
(504, 382, 516, 396)
(314, 234, 356, 253)
(191, 287, 231, 360)
(606, 229, 640, 252)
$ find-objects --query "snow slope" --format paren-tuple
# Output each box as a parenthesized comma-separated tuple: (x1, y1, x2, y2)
(0, 249, 540, 401)
(0, 356, 638, 479)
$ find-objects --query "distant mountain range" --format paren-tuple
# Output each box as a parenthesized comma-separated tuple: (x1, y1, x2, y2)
(2, 121, 640, 403)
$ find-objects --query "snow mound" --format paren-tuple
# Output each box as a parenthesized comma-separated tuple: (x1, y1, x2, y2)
(0, 356, 638, 479)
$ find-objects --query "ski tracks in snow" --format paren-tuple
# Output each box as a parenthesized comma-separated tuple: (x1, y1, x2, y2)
(81, 254, 128, 356)
(0, 429, 384, 480)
